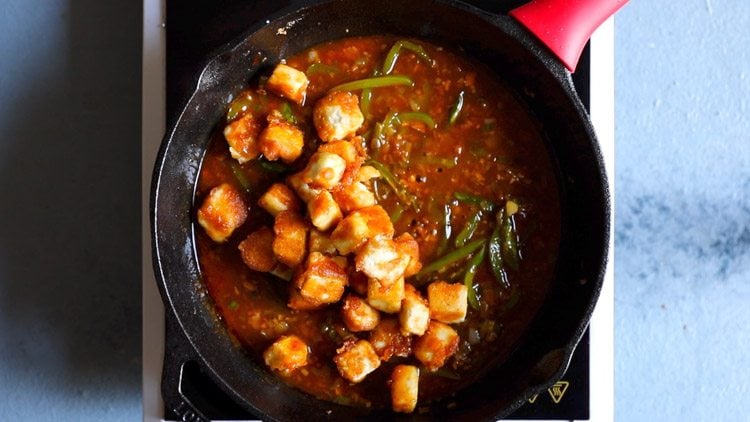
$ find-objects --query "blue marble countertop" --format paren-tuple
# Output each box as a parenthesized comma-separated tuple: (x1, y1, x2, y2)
(0, 0, 748, 421)
(615, 1, 749, 420)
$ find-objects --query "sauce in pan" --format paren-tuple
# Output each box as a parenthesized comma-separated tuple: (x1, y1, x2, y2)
(194, 36, 560, 412)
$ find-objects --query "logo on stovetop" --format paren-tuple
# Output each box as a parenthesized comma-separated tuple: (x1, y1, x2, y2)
(527, 380, 570, 404)
(548, 381, 570, 404)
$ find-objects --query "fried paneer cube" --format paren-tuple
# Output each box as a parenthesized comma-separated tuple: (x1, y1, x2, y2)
(368, 318, 412, 361)
(390, 365, 419, 413)
(294, 252, 348, 304)
(355, 165, 381, 183)
(313, 91, 364, 143)
(393, 233, 422, 277)
(307, 190, 343, 231)
(238, 227, 276, 272)
(355, 236, 410, 286)
(331, 205, 394, 255)
(413, 321, 459, 371)
(334, 339, 381, 383)
(223, 113, 261, 163)
(341, 294, 380, 332)
(258, 183, 300, 217)
(367, 276, 405, 314)
(272, 210, 308, 267)
(301, 151, 347, 189)
(287, 171, 322, 203)
(321, 140, 365, 187)
(263, 335, 309, 373)
(399, 284, 430, 336)
(332, 182, 376, 214)
(258, 118, 304, 163)
(287, 285, 325, 311)
(197, 183, 248, 242)
(266, 64, 309, 104)
(318, 140, 359, 164)
(427, 281, 468, 324)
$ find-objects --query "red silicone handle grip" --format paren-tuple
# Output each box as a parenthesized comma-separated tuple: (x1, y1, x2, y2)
(509, 0, 628, 72)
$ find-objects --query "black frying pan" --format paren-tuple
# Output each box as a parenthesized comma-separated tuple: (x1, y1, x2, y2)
(151, 0, 624, 419)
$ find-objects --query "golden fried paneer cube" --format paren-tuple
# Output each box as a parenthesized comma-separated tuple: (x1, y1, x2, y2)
(333, 339, 381, 383)
(307, 190, 343, 231)
(294, 252, 348, 304)
(399, 284, 430, 336)
(313, 91, 364, 143)
(272, 210, 308, 267)
(427, 281, 468, 324)
(355, 165, 381, 183)
(368, 318, 412, 361)
(238, 227, 276, 272)
(258, 182, 300, 217)
(390, 365, 419, 413)
(287, 170, 322, 203)
(355, 236, 410, 286)
(393, 233, 422, 277)
(317, 140, 359, 164)
(301, 151, 347, 189)
(197, 183, 248, 242)
(266, 63, 309, 104)
(287, 285, 325, 311)
(332, 182, 376, 214)
(258, 119, 304, 163)
(263, 335, 309, 373)
(331, 205, 394, 255)
(308, 229, 337, 255)
(413, 321, 459, 371)
(367, 276, 405, 314)
(341, 294, 380, 332)
(223, 113, 261, 163)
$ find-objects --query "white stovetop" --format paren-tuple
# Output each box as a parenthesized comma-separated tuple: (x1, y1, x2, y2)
(141, 1, 615, 420)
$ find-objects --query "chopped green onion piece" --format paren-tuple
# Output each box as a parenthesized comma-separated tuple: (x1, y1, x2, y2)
(389, 203, 405, 223)
(305, 62, 340, 75)
(226, 94, 255, 121)
(501, 211, 520, 271)
(455, 210, 482, 247)
(432, 367, 461, 380)
(454, 192, 495, 211)
(396, 111, 437, 129)
(436, 203, 452, 256)
(227, 300, 239, 311)
(329, 75, 413, 92)
(360, 88, 373, 117)
(488, 209, 510, 288)
(417, 238, 486, 278)
(382, 40, 434, 74)
(257, 159, 290, 174)
(359, 69, 380, 118)
(370, 122, 385, 151)
(463, 243, 486, 310)
(448, 90, 465, 125)
(229, 161, 253, 192)
(365, 159, 416, 208)
(279, 102, 297, 124)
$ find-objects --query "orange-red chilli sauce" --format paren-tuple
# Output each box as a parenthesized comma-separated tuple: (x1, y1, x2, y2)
(194, 36, 560, 409)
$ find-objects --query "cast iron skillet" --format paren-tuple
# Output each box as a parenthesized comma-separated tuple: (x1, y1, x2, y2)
(152, 0, 624, 419)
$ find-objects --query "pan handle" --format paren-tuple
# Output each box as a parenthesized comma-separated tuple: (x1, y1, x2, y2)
(509, 0, 628, 72)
